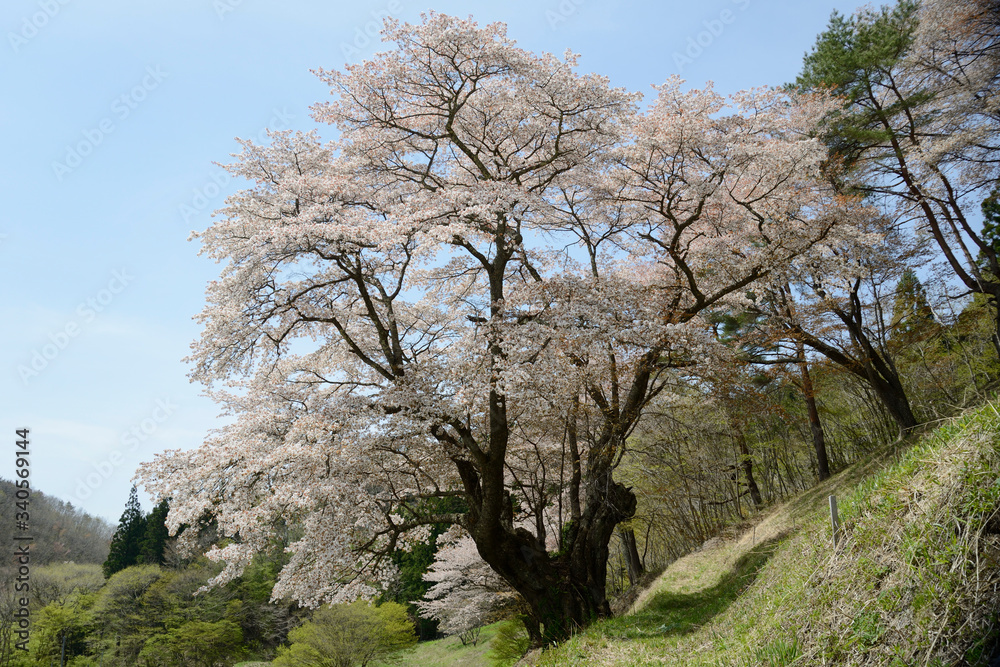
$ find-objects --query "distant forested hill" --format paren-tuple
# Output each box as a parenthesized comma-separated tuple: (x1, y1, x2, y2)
(0, 479, 113, 565)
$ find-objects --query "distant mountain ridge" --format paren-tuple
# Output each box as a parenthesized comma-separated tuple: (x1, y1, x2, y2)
(0, 478, 113, 565)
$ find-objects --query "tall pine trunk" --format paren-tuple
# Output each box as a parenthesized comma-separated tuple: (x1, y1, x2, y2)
(737, 433, 763, 509)
(619, 527, 644, 587)
(797, 340, 831, 480)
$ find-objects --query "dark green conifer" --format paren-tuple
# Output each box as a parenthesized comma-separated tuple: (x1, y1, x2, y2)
(102, 486, 147, 578)
(139, 498, 170, 565)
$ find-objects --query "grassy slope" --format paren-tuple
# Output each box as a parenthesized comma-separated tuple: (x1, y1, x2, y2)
(248, 621, 501, 667)
(387, 621, 502, 667)
(534, 403, 1000, 666)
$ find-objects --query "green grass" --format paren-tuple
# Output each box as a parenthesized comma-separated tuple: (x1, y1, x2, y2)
(384, 621, 502, 667)
(247, 621, 501, 667)
(382, 544, 781, 667)
(589, 539, 782, 643)
(534, 402, 1000, 666)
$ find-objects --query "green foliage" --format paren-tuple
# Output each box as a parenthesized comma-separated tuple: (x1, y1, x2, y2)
(890, 270, 936, 345)
(230, 557, 281, 605)
(385, 539, 440, 640)
(892, 291, 1000, 420)
(139, 499, 171, 566)
(88, 564, 165, 664)
(31, 563, 104, 609)
(487, 619, 530, 667)
(30, 599, 92, 665)
(137, 619, 244, 667)
(797, 1, 918, 93)
(272, 600, 416, 667)
(380, 496, 467, 640)
(795, 1, 925, 170)
(981, 181, 1000, 264)
(225, 555, 297, 657)
(104, 493, 172, 577)
(91, 564, 163, 618)
(2, 546, 291, 666)
(103, 486, 148, 578)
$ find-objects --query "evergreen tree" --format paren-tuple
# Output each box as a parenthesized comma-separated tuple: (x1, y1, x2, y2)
(102, 486, 147, 578)
(982, 181, 1000, 273)
(891, 269, 936, 344)
(139, 499, 170, 566)
(795, 1, 925, 174)
(796, 1, 1000, 358)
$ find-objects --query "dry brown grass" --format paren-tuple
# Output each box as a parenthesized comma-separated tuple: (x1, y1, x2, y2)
(789, 406, 1000, 665)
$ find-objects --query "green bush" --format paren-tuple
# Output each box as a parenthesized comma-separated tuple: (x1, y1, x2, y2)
(29, 600, 92, 665)
(272, 600, 416, 667)
(488, 618, 530, 667)
(138, 619, 244, 666)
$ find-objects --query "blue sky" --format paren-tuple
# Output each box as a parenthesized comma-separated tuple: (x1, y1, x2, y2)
(2, 0, 862, 523)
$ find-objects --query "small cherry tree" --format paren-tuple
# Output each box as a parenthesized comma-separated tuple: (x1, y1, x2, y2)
(139, 14, 850, 644)
(416, 536, 515, 644)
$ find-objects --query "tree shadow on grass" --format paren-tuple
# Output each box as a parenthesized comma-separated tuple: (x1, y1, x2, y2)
(597, 538, 785, 641)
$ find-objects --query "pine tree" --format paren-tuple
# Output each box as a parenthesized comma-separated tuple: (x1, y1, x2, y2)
(139, 499, 170, 566)
(891, 269, 936, 344)
(102, 486, 147, 578)
(796, 1, 1000, 358)
(982, 182, 1000, 274)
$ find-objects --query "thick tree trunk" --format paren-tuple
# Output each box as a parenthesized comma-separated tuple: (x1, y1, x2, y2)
(567, 397, 583, 522)
(463, 341, 651, 646)
(866, 366, 919, 437)
(737, 434, 763, 509)
(473, 472, 637, 646)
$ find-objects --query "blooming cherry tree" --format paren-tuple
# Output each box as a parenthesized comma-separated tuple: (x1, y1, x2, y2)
(139, 14, 848, 644)
(416, 536, 515, 641)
